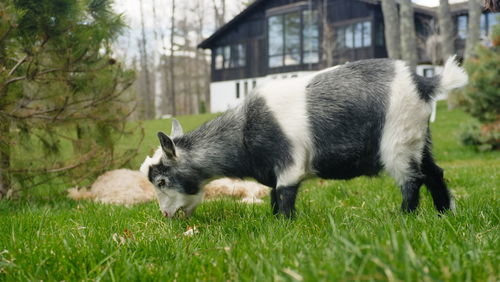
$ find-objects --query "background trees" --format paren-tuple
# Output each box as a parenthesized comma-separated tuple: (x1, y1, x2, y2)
(0, 0, 139, 197)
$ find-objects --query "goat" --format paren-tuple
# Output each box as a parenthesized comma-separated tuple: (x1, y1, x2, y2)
(140, 57, 468, 218)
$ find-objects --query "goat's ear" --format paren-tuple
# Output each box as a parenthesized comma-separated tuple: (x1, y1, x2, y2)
(158, 132, 176, 159)
(171, 118, 184, 138)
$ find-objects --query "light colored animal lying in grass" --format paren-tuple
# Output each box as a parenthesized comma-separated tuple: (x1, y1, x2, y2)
(67, 169, 269, 205)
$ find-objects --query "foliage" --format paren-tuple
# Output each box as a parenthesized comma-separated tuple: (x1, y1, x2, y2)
(0, 103, 499, 281)
(0, 0, 141, 196)
(458, 17, 500, 151)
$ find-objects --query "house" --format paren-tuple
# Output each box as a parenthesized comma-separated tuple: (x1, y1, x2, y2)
(198, 0, 499, 113)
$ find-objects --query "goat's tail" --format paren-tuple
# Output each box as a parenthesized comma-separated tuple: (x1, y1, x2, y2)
(67, 187, 94, 201)
(440, 55, 468, 92)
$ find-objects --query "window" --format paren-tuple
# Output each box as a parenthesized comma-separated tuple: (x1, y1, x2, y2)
(481, 14, 487, 37)
(336, 27, 345, 49)
(244, 81, 248, 96)
(252, 80, 257, 89)
(224, 46, 231, 68)
(487, 12, 499, 36)
(337, 21, 372, 49)
(303, 10, 319, 64)
(236, 82, 240, 99)
(215, 47, 223, 69)
(268, 15, 284, 67)
(363, 21, 372, 47)
(457, 15, 468, 39)
(354, 22, 363, 48)
(214, 43, 246, 70)
(284, 12, 301, 65)
(267, 9, 319, 67)
(345, 25, 354, 48)
(423, 68, 434, 78)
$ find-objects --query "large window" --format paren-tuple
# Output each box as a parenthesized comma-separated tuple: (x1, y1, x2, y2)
(336, 21, 372, 49)
(457, 13, 499, 40)
(457, 15, 468, 39)
(267, 9, 319, 68)
(215, 43, 246, 70)
(303, 10, 319, 64)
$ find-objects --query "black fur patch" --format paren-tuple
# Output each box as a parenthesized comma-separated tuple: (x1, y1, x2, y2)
(411, 73, 440, 102)
(306, 59, 394, 179)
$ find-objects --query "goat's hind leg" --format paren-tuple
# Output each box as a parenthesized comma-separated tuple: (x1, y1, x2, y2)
(422, 147, 453, 212)
(400, 176, 424, 213)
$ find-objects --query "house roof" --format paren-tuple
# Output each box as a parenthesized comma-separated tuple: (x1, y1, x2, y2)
(197, 0, 466, 49)
(198, 0, 266, 49)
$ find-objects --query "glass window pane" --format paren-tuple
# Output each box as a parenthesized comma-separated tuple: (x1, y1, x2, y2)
(345, 25, 354, 48)
(268, 16, 283, 56)
(224, 46, 231, 68)
(238, 44, 246, 67)
(457, 15, 468, 39)
(215, 47, 223, 69)
(303, 10, 319, 64)
(354, 23, 363, 48)
(488, 13, 499, 36)
(269, 55, 283, 67)
(230, 45, 238, 68)
(481, 14, 487, 37)
(363, 21, 371, 47)
(284, 12, 300, 65)
(336, 27, 345, 48)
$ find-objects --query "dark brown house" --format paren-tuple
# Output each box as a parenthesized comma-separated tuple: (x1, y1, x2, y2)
(198, 0, 498, 112)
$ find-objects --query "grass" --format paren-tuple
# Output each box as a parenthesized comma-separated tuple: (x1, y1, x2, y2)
(1, 102, 499, 281)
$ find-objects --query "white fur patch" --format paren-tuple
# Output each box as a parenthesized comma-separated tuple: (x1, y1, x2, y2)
(139, 146, 163, 177)
(258, 76, 315, 187)
(380, 61, 432, 186)
(156, 188, 204, 218)
(440, 56, 468, 94)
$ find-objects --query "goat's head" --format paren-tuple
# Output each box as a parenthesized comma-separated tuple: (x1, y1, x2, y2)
(140, 119, 204, 218)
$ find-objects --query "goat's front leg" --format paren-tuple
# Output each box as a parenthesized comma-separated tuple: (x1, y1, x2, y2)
(273, 184, 300, 218)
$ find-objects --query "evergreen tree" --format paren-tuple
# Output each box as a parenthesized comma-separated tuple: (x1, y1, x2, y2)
(0, 0, 140, 197)
(460, 17, 500, 151)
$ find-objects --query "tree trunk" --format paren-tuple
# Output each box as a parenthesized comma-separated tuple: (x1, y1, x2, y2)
(139, 0, 154, 119)
(399, 0, 418, 70)
(320, 0, 334, 67)
(0, 117, 11, 198)
(465, 0, 482, 60)
(381, 0, 401, 59)
(170, 0, 177, 116)
(439, 0, 455, 60)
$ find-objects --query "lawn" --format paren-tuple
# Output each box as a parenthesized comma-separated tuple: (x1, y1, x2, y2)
(0, 102, 498, 281)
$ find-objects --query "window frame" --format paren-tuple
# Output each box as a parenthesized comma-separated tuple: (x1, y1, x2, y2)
(266, 5, 320, 68)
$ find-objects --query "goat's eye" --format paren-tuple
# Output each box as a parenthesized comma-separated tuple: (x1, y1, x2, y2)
(158, 179, 166, 187)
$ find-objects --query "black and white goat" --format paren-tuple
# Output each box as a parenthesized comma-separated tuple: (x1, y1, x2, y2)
(140, 57, 468, 218)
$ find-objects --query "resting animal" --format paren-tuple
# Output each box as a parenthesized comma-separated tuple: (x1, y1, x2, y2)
(140, 57, 468, 218)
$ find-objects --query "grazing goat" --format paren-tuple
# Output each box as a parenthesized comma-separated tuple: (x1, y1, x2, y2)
(141, 57, 468, 218)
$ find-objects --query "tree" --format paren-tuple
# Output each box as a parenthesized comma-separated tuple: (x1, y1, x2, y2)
(399, 0, 418, 70)
(483, 0, 500, 11)
(438, 0, 455, 60)
(170, 0, 177, 116)
(139, 0, 155, 119)
(381, 0, 401, 59)
(460, 22, 500, 151)
(465, 0, 482, 60)
(0, 0, 139, 197)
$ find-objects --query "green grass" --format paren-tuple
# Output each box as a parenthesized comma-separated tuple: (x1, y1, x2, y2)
(1, 103, 499, 281)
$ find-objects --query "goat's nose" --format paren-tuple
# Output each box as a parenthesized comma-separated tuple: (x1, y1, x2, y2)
(162, 210, 169, 217)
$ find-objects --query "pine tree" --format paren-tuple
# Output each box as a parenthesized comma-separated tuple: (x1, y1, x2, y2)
(460, 17, 500, 151)
(0, 0, 139, 197)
